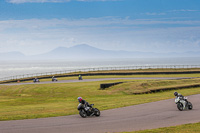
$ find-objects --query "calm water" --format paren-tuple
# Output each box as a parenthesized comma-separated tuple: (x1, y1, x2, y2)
(0, 58, 200, 78)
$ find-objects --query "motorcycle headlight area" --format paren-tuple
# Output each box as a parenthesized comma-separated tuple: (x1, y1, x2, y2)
(175, 98, 180, 103)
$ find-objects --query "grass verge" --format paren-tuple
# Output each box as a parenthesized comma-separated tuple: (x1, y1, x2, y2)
(108, 78, 200, 94)
(122, 122, 200, 133)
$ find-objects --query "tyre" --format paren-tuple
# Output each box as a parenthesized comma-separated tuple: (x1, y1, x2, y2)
(188, 102, 193, 110)
(79, 110, 87, 118)
(94, 108, 100, 117)
(177, 103, 184, 111)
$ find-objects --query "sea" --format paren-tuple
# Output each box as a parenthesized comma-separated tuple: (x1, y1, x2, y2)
(0, 57, 200, 79)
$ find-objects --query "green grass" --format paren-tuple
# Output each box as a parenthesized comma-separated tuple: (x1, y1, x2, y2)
(0, 77, 200, 121)
(122, 122, 200, 133)
(108, 78, 200, 94)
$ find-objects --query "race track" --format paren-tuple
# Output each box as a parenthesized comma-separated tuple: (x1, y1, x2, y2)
(0, 94, 200, 133)
(1, 77, 193, 85)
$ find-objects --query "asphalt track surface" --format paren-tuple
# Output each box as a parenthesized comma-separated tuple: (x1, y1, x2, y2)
(0, 94, 200, 133)
(1, 77, 194, 85)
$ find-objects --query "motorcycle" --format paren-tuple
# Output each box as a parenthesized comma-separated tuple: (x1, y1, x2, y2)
(33, 78, 40, 83)
(175, 96, 193, 111)
(52, 78, 58, 82)
(77, 103, 100, 118)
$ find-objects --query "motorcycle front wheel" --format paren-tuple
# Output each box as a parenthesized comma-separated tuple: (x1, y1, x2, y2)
(177, 103, 184, 111)
(188, 102, 193, 110)
(79, 110, 87, 118)
(94, 108, 100, 117)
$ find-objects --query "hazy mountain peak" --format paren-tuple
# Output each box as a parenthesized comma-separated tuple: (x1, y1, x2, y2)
(50, 44, 98, 52)
(0, 51, 24, 56)
(72, 44, 90, 48)
(0, 51, 25, 60)
(70, 44, 100, 50)
(1, 44, 200, 60)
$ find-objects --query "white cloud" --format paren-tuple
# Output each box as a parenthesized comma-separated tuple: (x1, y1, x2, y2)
(169, 9, 199, 12)
(1, 17, 200, 55)
(6, 0, 118, 3)
(1, 17, 200, 31)
(77, 0, 120, 1)
(7, 0, 70, 3)
(142, 10, 200, 17)
(144, 12, 166, 16)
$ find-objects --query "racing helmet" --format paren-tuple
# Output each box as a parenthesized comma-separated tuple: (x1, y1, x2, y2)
(174, 92, 178, 96)
(77, 97, 82, 102)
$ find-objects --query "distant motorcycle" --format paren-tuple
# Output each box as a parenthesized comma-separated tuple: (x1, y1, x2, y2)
(52, 78, 58, 82)
(33, 78, 40, 83)
(77, 103, 100, 118)
(175, 96, 193, 111)
(78, 76, 82, 80)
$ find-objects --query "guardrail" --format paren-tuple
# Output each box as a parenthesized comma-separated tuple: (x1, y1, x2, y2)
(0, 65, 200, 82)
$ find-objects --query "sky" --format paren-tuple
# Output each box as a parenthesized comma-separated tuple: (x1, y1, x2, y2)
(0, 0, 200, 55)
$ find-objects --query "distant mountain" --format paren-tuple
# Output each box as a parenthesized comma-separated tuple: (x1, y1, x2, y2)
(36, 44, 200, 59)
(1, 44, 200, 60)
(0, 51, 26, 60)
(33, 44, 154, 59)
(41, 44, 106, 59)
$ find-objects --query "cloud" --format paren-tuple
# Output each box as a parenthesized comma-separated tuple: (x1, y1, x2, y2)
(144, 12, 166, 16)
(7, 0, 70, 3)
(6, 0, 118, 3)
(1, 17, 200, 55)
(1, 17, 200, 31)
(169, 9, 199, 12)
(77, 0, 121, 1)
(143, 9, 200, 16)
(142, 9, 200, 17)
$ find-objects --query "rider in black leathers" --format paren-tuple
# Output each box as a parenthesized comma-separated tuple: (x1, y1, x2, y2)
(77, 97, 91, 114)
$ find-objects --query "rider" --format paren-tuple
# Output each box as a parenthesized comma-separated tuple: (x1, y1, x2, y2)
(174, 91, 187, 108)
(52, 76, 55, 81)
(79, 75, 82, 80)
(77, 97, 91, 114)
(174, 92, 184, 99)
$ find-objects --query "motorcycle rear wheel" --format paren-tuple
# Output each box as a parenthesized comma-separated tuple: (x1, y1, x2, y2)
(177, 103, 184, 111)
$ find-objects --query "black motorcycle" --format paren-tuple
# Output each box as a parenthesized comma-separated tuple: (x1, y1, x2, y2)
(77, 103, 100, 118)
(33, 78, 40, 83)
